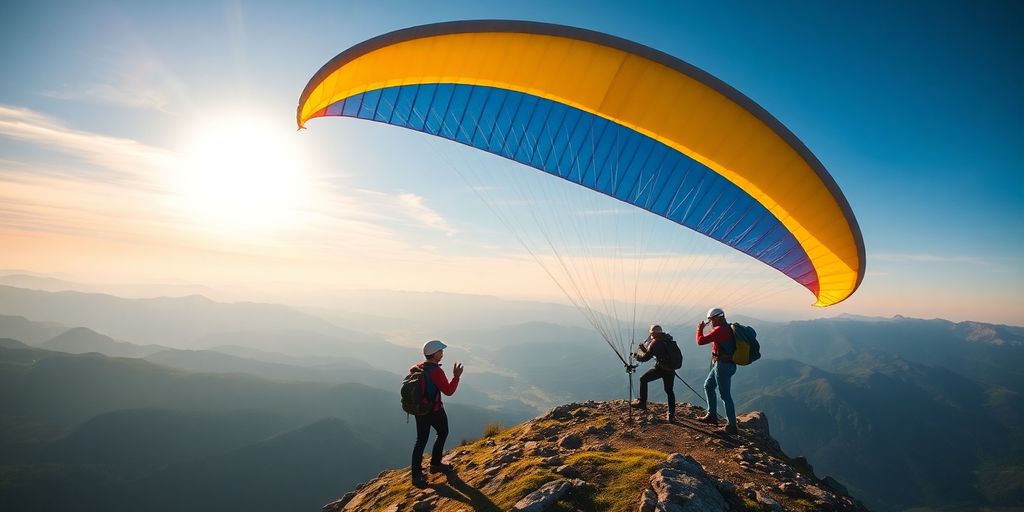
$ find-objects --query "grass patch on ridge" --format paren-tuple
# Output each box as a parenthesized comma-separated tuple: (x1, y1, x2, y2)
(489, 458, 558, 509)
(564, 448, 667, 511)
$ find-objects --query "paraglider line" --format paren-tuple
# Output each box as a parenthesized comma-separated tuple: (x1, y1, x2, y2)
(674, 371, 708, 405)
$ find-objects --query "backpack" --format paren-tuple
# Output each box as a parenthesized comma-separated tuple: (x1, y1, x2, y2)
(400, 365, 433, 416)
(663, 337, 683, 370)
(729, 323, 761, 366)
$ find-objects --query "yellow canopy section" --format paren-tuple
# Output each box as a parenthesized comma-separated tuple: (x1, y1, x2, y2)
(297, 21, 864, 306)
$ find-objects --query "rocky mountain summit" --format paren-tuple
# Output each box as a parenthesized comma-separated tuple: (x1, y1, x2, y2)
(324, 401, 867, 511)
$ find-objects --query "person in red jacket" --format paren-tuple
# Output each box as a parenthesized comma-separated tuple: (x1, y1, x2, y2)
(411, 339, 463, 488)
(696, 307, 738, 434)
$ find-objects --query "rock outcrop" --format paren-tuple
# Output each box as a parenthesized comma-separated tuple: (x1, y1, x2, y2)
(323, 401, 869, 511)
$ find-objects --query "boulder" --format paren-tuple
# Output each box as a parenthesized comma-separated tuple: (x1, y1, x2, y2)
(755, 490, 784, 512)
(532, 444, 559, 457)
(736, 411, 770, 434)
(638, 488, 658, 512)
(558, 434, 583, 450)
(648, 454, 729, 512)
(541, 455, 563, 466)
(511, 479, 574, 512)
(547, 404, 577, 420)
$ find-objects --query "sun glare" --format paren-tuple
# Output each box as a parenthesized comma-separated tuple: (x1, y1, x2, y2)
(176, 114, 309, 234)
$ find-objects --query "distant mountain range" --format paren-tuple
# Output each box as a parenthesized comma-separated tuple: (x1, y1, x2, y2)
(0, 271, 597, 337)
(0, 271, 226, 300)
(737, 355, 1016, 510)
(0, 313, 534, 418)
(0, 285, 365, 352)
(41, 327, 168, 358)
(0, 314, 68, 345)
(1, 283, 1022, 511)
(0, 344, 526, 512)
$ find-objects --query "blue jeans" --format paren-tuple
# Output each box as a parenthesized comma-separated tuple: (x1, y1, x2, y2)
(704, 361, 737, 427)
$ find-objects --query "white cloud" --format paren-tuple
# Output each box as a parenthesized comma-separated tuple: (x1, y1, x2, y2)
(397, 193, 458, 236)
(0, 105, 468, 265)
(2, 106, 798, 308)
(0, 105, 176, 185)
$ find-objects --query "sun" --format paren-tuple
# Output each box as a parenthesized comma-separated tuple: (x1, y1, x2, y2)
(176, 114, 309, 233)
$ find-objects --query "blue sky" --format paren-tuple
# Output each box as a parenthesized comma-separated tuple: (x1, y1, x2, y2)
(0, 0, 1021, 325)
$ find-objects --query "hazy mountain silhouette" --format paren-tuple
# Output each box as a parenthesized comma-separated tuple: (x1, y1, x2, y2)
(3, 322, 534, 417)
(759, 317, 1024, 392)
(0, 337, 30, 349)
(0, 271, 225, 301)
(0, 345, 530, 512)
(0, 285, 363, 350)
(154, 344, 529, 415)
(0, 345, 526, 434)
(201, 343, 348, 366)
(735, 355, 1009, 510)
(0, 314, 68, 345)
(121, 417, 386, 512)
(36, 408, 294, 471)
(2, 282, 1023, 511)
(40, 327, 168, 358)
(188, 328, 411, 369)
(143, 347, 401, 390)
(309, 289, 598, 335)
(0, 273, 82, 292)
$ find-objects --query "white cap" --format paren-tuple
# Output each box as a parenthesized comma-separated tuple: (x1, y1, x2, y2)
(649, 324, 663, 334)
(423, 339, 447, 356)
(706, 307, 725, 319)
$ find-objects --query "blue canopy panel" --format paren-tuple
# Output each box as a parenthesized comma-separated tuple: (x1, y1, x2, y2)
(322, 83, 819, 295)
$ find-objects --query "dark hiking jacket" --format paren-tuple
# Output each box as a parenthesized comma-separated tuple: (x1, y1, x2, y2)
(636, 333, 675, 371)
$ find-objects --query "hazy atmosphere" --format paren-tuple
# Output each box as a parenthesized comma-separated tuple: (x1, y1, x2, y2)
(1, 0, 1021, 324)
(2, 2, 1023, 512)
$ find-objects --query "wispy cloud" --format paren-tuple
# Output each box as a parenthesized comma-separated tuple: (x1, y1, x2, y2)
(4, 106, 781, 301)
(0, 105, 461, 264)
(0, 106, 188, 244)
(37, 45, 181, 113)
(0, 105, 175, 186)
(397, 193, 458, 236)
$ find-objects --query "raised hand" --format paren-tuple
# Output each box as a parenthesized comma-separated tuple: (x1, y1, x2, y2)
(453, 362, 464, 378)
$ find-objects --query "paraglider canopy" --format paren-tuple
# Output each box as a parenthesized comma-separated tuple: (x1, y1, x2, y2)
(297, 20, 864, 307)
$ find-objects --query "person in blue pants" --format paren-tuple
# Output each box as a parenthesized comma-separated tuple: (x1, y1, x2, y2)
(696, 307, 738, 434)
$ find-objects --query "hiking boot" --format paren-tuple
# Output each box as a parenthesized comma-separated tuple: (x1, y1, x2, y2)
(666, 414, 677, 423)
(724, 424, 738, 435)
(630, 401, 648, 410)
(429, 463, 454, 474)
(411, 474, 428, 488)
(698, 412, 719, 424)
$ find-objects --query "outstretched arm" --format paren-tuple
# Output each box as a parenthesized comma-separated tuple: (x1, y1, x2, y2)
(697, 324, 730, 346)
(430, 367, 461, 396)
